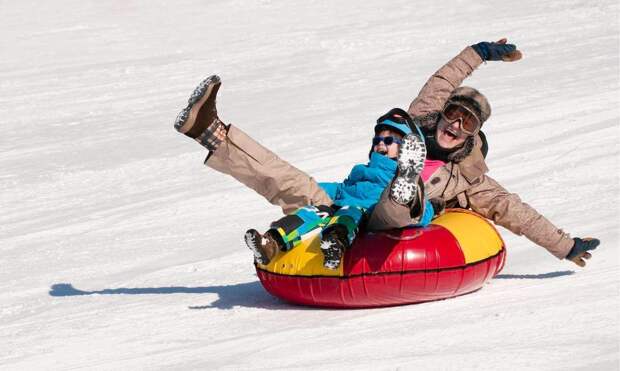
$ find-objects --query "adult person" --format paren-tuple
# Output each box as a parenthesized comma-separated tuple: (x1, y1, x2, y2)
(367, 39, 600, 267)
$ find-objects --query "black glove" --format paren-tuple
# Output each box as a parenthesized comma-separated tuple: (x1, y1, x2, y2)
(471, 38, 522, 62)
(565, 237, 600, 267)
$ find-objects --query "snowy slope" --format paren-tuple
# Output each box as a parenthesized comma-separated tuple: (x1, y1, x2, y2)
(1, 0, 619, 370)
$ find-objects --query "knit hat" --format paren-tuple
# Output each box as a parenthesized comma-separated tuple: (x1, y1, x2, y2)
(447, 86, 491, 125)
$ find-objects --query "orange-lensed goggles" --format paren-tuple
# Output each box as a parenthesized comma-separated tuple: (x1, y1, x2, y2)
(441, 102, 481, 136)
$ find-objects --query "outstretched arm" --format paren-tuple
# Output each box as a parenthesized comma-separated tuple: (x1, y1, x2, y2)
(408, 39, 522, 118)
(466, 175, 574, 258)
(408, 46, 483, 117)
(465, 174, 599, 266)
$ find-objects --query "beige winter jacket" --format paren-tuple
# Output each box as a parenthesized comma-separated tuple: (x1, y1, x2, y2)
(410, 46, 574, 259)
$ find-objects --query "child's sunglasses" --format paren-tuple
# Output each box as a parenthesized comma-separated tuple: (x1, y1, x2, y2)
(372, 136, 402, 146)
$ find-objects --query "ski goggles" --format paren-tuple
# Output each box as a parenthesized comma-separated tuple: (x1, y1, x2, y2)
(372, 136, 402, 146)
(441, 102, 481, 136)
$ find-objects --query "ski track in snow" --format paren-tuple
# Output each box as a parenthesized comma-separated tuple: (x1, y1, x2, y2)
(1, 0, 619, 370)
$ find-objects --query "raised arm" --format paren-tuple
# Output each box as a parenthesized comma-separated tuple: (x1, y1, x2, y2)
(408, 46, 483, 117)
(409, 39, 522, 117)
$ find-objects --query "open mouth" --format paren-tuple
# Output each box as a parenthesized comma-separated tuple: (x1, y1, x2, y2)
(443, 127, 460, 139)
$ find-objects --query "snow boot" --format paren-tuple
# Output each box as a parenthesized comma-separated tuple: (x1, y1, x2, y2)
(174, 75, 226, 151)
(244, 229, 281, 265)
(390, 132, 427, 205)
(320, 228, 348, 270)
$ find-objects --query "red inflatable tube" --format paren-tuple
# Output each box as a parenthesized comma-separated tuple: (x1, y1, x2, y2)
(255, 210, 506, 308)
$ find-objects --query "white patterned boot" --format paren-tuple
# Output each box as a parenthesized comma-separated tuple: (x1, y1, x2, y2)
(390, 133, 427, 205)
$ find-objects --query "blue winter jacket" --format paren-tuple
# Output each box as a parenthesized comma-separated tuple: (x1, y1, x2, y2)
(319, 152, 434, 226)
(319, 152, 397, 213)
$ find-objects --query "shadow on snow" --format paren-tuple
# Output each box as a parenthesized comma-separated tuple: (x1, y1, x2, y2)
(48, 270, 575, 311)
(494, 270, 575, 279)
(48, 281, 299, 310)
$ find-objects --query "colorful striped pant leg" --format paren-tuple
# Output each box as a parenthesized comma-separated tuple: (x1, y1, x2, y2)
(267, 205, 333, 250)
(320, 206, 366, 246)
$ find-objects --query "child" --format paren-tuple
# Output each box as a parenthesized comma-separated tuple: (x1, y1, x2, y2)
(243, 109, 433, 269)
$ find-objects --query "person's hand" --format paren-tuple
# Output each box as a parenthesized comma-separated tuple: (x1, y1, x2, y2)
(471, 38, 522, 62)
(565, 237, 600, 267)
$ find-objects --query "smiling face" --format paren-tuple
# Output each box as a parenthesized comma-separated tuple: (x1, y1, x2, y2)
(373, 129, 403, 158)
(435, 116, 469, 149)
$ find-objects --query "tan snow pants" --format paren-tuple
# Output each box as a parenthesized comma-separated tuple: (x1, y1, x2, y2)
(205, 125, 333, 215)
(205, 125, 415, 230)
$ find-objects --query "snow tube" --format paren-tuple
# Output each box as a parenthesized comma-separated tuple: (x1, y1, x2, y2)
(255, 209, 506, 308)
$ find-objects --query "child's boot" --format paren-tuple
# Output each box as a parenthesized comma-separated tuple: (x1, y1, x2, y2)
(244, 229, 281, 265)
(320, 227, 349, 270)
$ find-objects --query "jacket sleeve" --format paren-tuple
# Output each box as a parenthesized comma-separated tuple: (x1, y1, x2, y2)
(408, 46, 484, 117)
(318, 182, 340, 201)
(465, 175, 574, 259)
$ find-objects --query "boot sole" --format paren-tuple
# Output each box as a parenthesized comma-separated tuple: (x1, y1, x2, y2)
(320, 235, 343, 270)
(397, 133, 426, 175)
(174, 75, 221, 136)
(244, 229, 269, 265)
(391, 133, 426, 205)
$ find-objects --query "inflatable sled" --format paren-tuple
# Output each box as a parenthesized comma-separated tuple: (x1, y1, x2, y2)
(255, 209, 506, 308)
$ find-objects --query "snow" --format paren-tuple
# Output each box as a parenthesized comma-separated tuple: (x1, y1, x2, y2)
(1, 0, 619, 370)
